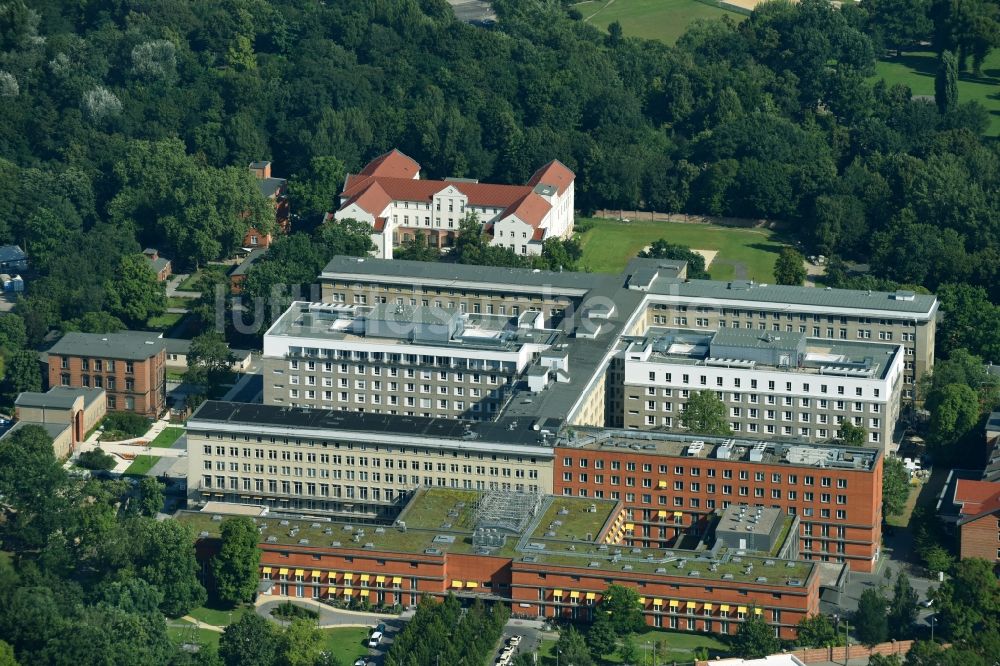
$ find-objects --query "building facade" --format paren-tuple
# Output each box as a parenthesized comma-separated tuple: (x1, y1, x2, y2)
(246, 161, 290, 248)
(46, 331, 167, 417)
(620, 328, 904, 446)
(260, 301, 559, 419)
(10, 386, 106, 458)
(330, 150, 575, 258)
(553, 430, 883, 573)
(186, 487, 820, 640)
(185, 402, 555, 520)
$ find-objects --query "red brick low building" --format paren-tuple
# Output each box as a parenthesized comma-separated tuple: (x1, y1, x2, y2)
(245, 161, 289, 249)
(185, 488, 821, 640)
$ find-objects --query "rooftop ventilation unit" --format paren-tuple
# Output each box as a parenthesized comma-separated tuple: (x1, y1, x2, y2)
(686, 441, 705, 457)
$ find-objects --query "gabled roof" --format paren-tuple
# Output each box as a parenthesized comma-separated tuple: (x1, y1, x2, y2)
(342, 180, 393, 218)
(527, 159, 575, 194)
(358, 149, 421, 179)
(954, 478, 1000, 524)
(499, 191, 552, 228)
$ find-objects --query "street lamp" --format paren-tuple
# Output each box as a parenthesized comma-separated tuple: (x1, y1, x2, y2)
(929, 615, 936, 643)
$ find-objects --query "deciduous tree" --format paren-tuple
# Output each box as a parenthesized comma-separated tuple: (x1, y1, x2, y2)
(882, 456, 911, 519)
(103, 254, 166, 327)
(680, 390, 732, 436)
(212, 517, 262, 607)
(854, 588, 889, 646)
(219, 614, 280, 666)
(888, 573, 919, 638)
(774, 247, 807, 285)
(734, 614, 780, 658)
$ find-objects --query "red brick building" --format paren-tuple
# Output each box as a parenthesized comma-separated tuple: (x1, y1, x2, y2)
(553, 432, 883, 573)
(47, 331, 167, 418)
(951, 478, 1000, 564)
(245, 161, 289, 249)
(186, 488, 822, 640)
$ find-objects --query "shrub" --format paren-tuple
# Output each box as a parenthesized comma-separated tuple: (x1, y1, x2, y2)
(101, 412, 151, 438)
(270, 602, 319, 621)
(77, 448, 116, 470)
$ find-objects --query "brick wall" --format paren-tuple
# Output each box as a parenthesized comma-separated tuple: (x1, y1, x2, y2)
(695, 640, 948, 665)
(959, 514, 1000, 563)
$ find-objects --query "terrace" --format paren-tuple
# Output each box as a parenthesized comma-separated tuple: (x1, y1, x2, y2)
(177, 489, 814, 586)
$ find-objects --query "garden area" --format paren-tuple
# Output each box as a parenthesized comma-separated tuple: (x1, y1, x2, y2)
(576, 217, 784, 281)
(580, 0, 741, 45)
(873, 48, 1000, 137)
(123, 454, 158, 476)
(177, 264, 231, 293)
(97, 412, 151, 441)
(149, 427, 184, 448)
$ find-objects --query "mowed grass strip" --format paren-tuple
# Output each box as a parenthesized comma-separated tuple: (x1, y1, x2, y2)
(149, 426, 184, 448)
(873, 48, 1000, 137)
(124, 454, 159, 476)
(577, 217, 784, 281)
(581, 0, 741, 45)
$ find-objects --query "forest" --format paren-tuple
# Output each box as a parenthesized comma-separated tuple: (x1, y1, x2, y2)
(0, 0, 998, 336)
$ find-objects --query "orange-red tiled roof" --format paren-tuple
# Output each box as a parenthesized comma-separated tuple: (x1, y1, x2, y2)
(359, 149, 421, 179)
(954, 478, 1000, 523)
(499, 191, 552, 228)
(528, 159, 575, 194)
(342, 181, 392, 217)
(341, 178, 536, 215)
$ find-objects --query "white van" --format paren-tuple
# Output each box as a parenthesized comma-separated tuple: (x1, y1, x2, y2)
(368, 631, 383, 648)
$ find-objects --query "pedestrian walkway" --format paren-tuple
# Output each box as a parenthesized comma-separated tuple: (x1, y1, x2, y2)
(254, 595, 411, 629)
(166, 274, 201, 299)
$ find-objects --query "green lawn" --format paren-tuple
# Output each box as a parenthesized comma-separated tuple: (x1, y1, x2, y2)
(124, 454, 158, 476)
(873, 48, 1000, 137)
(580, 0, 740, 45)
(146, 311, 184, 331)
(541, 629, 730, 665)
(577, 217, 784, 281)
(149, 426, 184, 448)
(167, 296, 191, 309)
(167, 621, 221, 651)
(187, 604, 252, 627)
(320, 626, 370, 665)
(179, 265, 230, 292)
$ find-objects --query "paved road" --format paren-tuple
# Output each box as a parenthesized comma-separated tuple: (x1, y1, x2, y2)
(448, 0, 495, 23)
(79, 440, 186, 458)
(166, 274, 201, 299)
(497, 618, 555, 663)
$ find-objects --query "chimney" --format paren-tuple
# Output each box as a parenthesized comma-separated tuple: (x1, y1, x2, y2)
(249, 161, 271, 180)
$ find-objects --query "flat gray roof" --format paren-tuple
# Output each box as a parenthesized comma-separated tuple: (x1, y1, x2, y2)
(322, 256, 935, 316)
(15, 387, 105, 410)
(663, 279, 936, 316)
(2, 420, 70, 441)
(48, 331, 166, 360)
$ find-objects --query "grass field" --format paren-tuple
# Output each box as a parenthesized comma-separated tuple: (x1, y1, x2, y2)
(320, 626, 369, 665)
(178, 264, 229, 292)
(873, 48, 1000, 137)
(540, 629, 730, 665)
(577, 217, 784, 281)
(146, 311, 184, 331)
(149, 426, 184, 448)
(167, 620, 221, 651)
(580, 0, 740, 45)
(187, 604, 252, 627)
(124, 454, 158, 476)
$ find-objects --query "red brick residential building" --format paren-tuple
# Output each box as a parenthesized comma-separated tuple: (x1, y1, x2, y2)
(47, 331, 167, 418)
(245, 161, 289, 249)
(553, 432, 883, 573)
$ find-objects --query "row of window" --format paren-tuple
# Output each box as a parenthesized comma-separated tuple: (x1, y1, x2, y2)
(288, 354, 511, 372)
(287, 371, 507, 387)
(629, 419, 881, 442)
(201, 443, 540, 464)
(653, 317, 916, 343)
(59, 357, 137, 373)
(562, 458, 850, 486)
(640, 373, 882, 397)
(200, 477, 539, 494)
(203, 458, 539, 480)
(637, 388, 886, 411)
(61, 374, 137, 391)
(653, 305, 918, 328)
(284, 390, 497, 412)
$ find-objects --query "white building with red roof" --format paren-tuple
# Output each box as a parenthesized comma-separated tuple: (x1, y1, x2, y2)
(330, 149, 574, 258)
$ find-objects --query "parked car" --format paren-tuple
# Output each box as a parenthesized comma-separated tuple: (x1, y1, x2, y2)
(354, 659, 370, 666)
(374, 623, 387, 634)
(368, 631, 383, 648)
(508, 636, 522, 647)
(920, 598, 934, 608)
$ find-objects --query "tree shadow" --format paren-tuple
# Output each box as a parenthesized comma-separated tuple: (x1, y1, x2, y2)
(746, 242, 783, 254)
